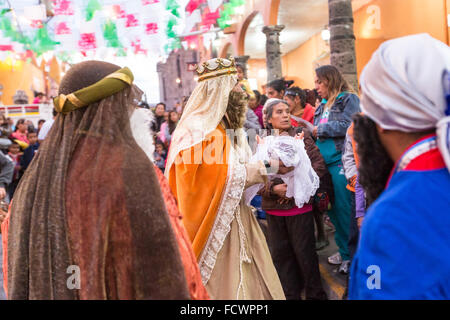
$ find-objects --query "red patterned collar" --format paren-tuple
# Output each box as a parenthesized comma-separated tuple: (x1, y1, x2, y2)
(386, 134, 445, 187)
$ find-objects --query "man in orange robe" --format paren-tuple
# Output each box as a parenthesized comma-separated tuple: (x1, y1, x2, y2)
(166, 58, 286, 300)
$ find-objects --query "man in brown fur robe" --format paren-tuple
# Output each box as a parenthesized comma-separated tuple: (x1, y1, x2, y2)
(4, 61, 194, 299)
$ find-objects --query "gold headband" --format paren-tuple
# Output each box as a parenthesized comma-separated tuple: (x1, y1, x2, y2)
(196, 57, 237, 82)
(197, 67, 237, 82)
(53, 67, 134, 114)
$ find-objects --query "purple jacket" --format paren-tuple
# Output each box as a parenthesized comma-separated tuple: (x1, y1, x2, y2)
(355, 175, 366, 218)
(253, 105, 264, 128)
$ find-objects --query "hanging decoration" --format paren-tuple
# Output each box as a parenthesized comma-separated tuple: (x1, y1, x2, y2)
(125, 14, 139, 28)
(52, 0, 75, 16)
(166, 0, 180, 18)
(111, 5, 126, 19)
(31, 25, 61, 56)
(207, 0, 223, 12)
(103, 20, 121, 48)
(217, 0, 244, 29)
(78, 32, 97, 50)
(145, 22, 159, 35)
(164, 0, 181, 54)
(142, 0, 160, 5)
(186, 0, 205, 14)
(0, 0, 235, 59)
(201, 7, 220, 29)
(55, 22, 71, 35)
(184, 8, 201, 34)
(85, 0, 102, 21)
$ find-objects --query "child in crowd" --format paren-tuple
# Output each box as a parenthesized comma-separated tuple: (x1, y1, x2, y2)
(154, 140, 167, 173)
(20, 131, 39, 175)
(7, 143, 22, 200)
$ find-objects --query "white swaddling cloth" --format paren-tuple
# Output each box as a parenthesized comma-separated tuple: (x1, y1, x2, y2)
(245, 135, 320, 208)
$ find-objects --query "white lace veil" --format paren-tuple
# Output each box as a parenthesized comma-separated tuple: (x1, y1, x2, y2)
(245, 135, 320, 208)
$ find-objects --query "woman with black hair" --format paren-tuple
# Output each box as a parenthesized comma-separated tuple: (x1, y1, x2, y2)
(151, 102, 166, 133)
(313, 65, 361, 274)
(284, 86, 316, 126)
(266, 79, 294, 99)
(158, 110, 179, 147)
(248, 90, 264, 128)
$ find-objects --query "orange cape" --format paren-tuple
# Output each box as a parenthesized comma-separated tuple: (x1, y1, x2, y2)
(168, 125, 231, 259)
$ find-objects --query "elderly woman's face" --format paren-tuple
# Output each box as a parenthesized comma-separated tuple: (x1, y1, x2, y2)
(268, 102, 291, 130)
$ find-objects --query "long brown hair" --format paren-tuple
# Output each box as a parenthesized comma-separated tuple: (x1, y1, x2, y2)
(315, 65, 355, 109)
(168, 110, 178, 134)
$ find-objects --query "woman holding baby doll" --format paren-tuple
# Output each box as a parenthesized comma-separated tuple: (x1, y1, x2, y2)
(258, 98, 331, 300)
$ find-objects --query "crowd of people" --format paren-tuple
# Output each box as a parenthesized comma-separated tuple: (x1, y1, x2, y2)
(0, 113, 55, 203)
(0, 33, 448, 300)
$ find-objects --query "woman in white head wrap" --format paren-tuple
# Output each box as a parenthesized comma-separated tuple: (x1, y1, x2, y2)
(349, 33, 450, 300)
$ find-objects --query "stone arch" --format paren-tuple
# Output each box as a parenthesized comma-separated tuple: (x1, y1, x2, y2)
(267, 0, 280, 25)
(219, 42, 233, 58)
(237, 10, 260, 56)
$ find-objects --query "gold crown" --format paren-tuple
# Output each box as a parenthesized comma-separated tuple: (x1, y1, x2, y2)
(196, 57, 237, 82)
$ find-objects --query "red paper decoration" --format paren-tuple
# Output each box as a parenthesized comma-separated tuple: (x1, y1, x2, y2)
(145, 23, 159, 35)
(112, 5, 126, 19)
(56, 22, 71, 35)
(131, 40, 148, 55)
(30, 20, 44, 28)
(186, 0, 205, 15)
(201, 8, 220, 28)
(184, 35, 199, 49)
(142, 0, 160, 5)
(52, 0, 74, 16)
(78, 33, 97, 50)
(125, 14, 139, 28)
(0, 45, 13, 51)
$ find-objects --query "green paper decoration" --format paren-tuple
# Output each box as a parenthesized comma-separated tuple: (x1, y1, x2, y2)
(103, 20, 121, 48)
(166, 0, 180, 18)
(56, 51, 71, 63)
(164, 0, 182, 54)
(85, 0, 102, 21)
(116, 47, 127, 57)
(32, 25, 60, 56)
(166, 17, 178, 39)
(0, 8, 11, 16)
(218, 0, 246, 30)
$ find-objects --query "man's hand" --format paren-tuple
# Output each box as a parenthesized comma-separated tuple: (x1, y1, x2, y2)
(272, 184, 287, 198)
(357, 217, 364, 230)
(0, 187, 6, 200)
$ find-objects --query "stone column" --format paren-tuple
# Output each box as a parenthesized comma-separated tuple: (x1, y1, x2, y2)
(262, 25, 285, 83)
(328, 0, 358, 90)
(156, 62, 167, 103)
(234, 55, 250, 78)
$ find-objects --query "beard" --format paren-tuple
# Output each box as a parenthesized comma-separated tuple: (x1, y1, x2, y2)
(223, 90, 248, 130)
(130, 107, 155, 162)
(353, 114, 394, 208)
